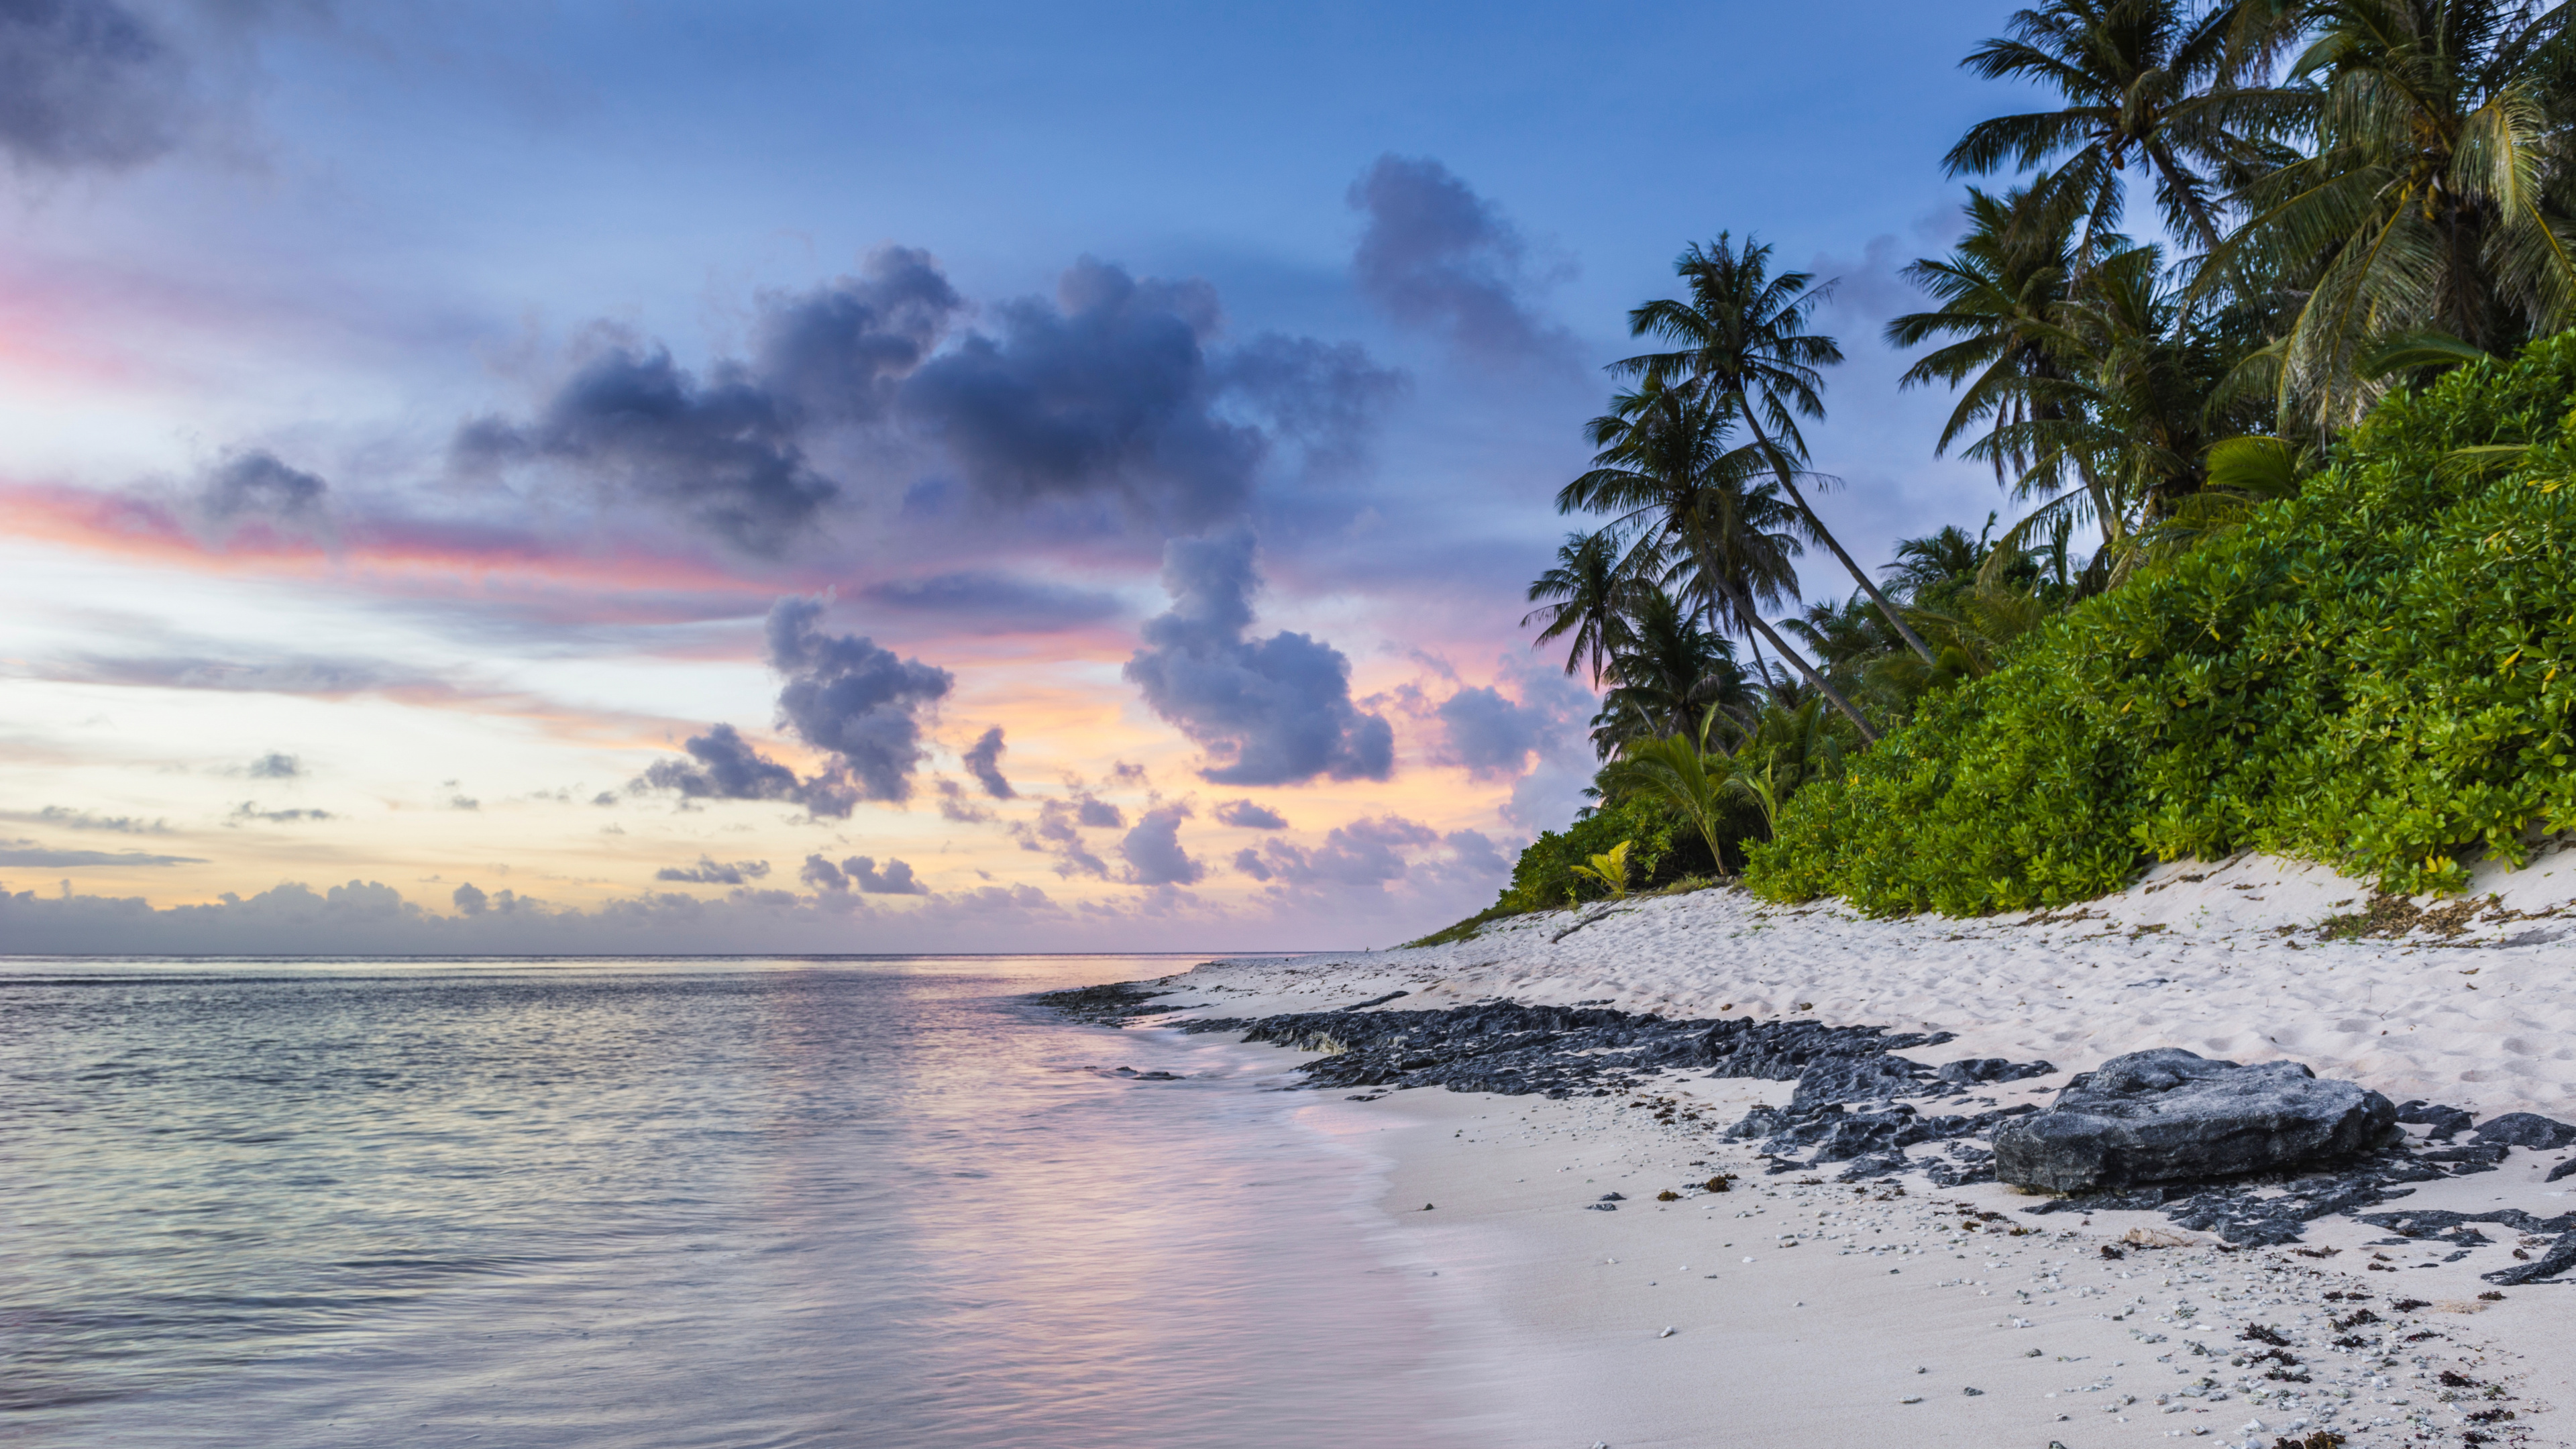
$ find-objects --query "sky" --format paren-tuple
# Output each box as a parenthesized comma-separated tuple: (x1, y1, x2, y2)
(0, 0, 2056, 955)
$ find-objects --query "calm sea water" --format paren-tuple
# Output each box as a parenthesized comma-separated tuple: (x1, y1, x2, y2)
(0, 957, 1470, 1448)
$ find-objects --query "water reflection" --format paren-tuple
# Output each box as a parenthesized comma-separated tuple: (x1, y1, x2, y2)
(1, 957, 1472, 1447)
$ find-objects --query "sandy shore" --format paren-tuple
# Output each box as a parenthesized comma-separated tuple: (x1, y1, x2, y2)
(1129, 853, 2576, 1449)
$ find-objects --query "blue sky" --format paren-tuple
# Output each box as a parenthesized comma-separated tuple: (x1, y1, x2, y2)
(0, 0, 2062, 953)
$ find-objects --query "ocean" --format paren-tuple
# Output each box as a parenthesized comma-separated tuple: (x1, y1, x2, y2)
(1, 956, 1470, 1448)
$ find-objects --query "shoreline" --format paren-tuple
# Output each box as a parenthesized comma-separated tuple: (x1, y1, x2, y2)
(1061, 855, 2576, 1449)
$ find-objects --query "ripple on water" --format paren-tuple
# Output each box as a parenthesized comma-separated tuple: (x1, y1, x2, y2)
(1, 957, 1472, 1448)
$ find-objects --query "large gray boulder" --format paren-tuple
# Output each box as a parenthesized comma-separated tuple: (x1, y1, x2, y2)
(1993, 1049, 2396, 1194)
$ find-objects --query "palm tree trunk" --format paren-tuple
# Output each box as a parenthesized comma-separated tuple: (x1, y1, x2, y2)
(1716, 576, 1878, 744)
(1736, 403, 1938, 667)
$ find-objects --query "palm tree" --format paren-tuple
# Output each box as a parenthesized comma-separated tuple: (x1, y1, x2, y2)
(1523, 530, 1638, 688)
(1587, 586, 1754, 758)
(1946, 0, 2272, 256)
(1619, 234, 1939, 668)
(1560, 380, 1882, 741)
(1886, 186, 2084, 490)
(2215, 0, 2576, 429)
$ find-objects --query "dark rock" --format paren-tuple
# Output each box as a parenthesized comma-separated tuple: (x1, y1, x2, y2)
(1587, 1201, 1618, 1212)
(1934, 1057, 2056, 1091)
(1991, 1049, 2398, 1195)
(2356, 1207, 2576, 1238)
(2548, 1158, 2576, 1183)
(2396, 1100, 2474, 1141)
(2471, 1112, 2576, 1150)
(1598, 1191, 1625, 1201)
(1036, 980, 1177, 1025)
(2483, 1231, 2576, 1286)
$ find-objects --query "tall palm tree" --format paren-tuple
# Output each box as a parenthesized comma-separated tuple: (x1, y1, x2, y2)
(1619, 235, 1939, 668)
(1522, 530, 1638, 688)
(2216, 0, 2576, 429)
(1559, 380, 1881, 741)
(1886, 186, 2084, 490)
(1946, 0, 2273, 256)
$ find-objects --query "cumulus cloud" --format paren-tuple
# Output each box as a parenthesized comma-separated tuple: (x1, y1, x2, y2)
(245, 751, 303, 779)
(799, 853, 927, 895)
(961, 726, 1015, 800)
(1433, 685, 1550, 781)
(1213, 798, 1287, 830)
(1348, 154, 1569, 362)
(0, 839, 203, 867)
(1122, 529, 1392, 786)
(655, 856, 772, 885)
(1118, 803, 1201, 887)
(451, 882, 487, 914)
(635, 722, 855, 816)
(766, 596, 953, 803)
(1010, 798, 1110, 878)
(1073, 792, 1123, 829)
(901, 260, 1272, 533)
(751, 246, 964, 422)
(1248, 815, 1438, 890)
(455, 343, 835, 557)
(0, 0, 185, 170)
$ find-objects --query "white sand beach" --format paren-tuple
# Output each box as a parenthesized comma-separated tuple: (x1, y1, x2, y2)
(1138, 853, 2576, 1449)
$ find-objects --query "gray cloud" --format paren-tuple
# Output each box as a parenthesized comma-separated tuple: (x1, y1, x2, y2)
(1212, 798, 1287, 830)
(245, 751, 303, 779)
(751, 246, 964, 423)
(5, 806, 168, 834)
(1245, 815, 1438, 891)
(1231, 847, 1270, 881)
(1072, 792, 1122, 829)
(1433, 685, 1548, 781)
(1122, 529, 1393, 786)
(857, 572, 1124, 633)
(0, 0, 183, 170)
(766, 596, 953, 804)
(452, 881, 488, 914)
(655, 856, 773, 885)
(1348, 154, 1568, 362)
(1214, 333, 1409, 475)
(229, 802, 334, 824)
(455, 344, 835, 557)
(202, 451, 327, 526)
(800, 853, 926, 895)
(0, 839, 203, 867)
(934, 780, 992, 823)
(1010, 798, 1109, 878)
(961, 726, 1015, 800)
(901, 260, 1268, 534)
(634, 722, 856, 818)
(1118, 803, 1201, 887)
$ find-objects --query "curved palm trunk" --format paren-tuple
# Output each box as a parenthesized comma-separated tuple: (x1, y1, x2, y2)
(1735, 403, 1938, 667)
(1715, 574, 1878, 744)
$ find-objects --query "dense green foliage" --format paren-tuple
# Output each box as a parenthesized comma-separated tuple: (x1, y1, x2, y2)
(1748, 333, 2576, 914)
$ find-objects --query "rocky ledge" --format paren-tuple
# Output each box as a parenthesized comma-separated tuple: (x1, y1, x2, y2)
(1040, 985, 2576, 1269)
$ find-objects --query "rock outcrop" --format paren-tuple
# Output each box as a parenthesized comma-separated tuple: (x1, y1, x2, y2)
(1993, 1049, 2397, 1195)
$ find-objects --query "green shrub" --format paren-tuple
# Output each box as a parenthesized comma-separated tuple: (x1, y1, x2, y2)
(1749, 332, 2576, 914)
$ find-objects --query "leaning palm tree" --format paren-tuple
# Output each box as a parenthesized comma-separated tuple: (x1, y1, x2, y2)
(1560, 380, 1882, 740)
(2215, 0, 2576, 429)
(1522, 529, 1640, 688)
(1619, 234, 1939, 667)
(1946, 0, 2273, 256)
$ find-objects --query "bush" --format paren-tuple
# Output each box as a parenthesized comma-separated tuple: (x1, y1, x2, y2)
(1749, 332, 2576, 914)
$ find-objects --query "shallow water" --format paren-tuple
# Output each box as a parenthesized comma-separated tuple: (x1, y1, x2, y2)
(0, 956, 1467, 1448)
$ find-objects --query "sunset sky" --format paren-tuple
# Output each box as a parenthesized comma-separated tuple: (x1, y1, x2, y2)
(0, 0, 2047, 953)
